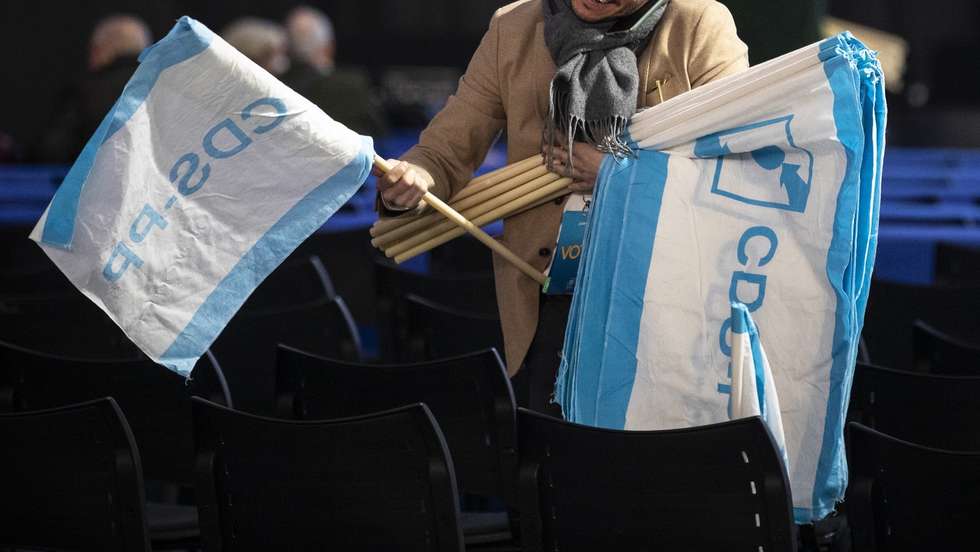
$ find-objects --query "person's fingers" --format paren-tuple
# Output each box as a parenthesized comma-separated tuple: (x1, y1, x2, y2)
(389, 191, 416, 209)
(377, 160, 409, 191)
(568, 181, 593, 193)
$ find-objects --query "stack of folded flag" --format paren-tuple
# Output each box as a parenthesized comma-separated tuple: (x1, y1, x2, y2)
(557, 33, 885, 523)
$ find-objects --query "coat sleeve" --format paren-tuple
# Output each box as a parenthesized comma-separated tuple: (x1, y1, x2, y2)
(688, 1, 750, 87)
(397, 9, 508, 208)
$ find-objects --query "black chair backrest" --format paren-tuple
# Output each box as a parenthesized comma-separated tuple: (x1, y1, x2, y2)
(516, 409, 795, 552)
(935, 243, 980, 287)
(0, 398, 150, 551)
(240, 254, 336, 312)
(275, 345, 517, 502)
(211, 295, 361, 414)
(192, 398, 463, 552)
(0, 294, 144, 359)
(405, 293, 504, 361)
(0, 340, 231, 485)
(849, 362, 980, 450)
(913, 319, 980, 374)
(373, 258, 496, 362)
(846, 422, 980, 550)
(428, 234, 495, 274)
(862, 280, 980, 371)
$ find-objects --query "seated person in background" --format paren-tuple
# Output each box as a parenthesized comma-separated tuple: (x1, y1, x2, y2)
(222, 17, 291, 77)
(38, 15, 151, 163)
(282, 6, 388, 138)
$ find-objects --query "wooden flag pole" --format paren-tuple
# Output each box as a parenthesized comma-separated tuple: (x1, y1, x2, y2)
(373, 156, 548, 286)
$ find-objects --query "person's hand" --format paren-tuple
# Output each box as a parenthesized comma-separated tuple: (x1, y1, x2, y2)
(543, 141, 605, 194)
(372, 159, 433, 211)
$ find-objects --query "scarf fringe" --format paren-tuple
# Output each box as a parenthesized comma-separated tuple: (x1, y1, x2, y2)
(544, 87, 634, 178)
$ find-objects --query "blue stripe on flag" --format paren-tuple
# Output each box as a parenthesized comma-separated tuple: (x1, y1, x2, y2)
(593, 149, 670, 429)
(811, 34, 865, 522)
(41, 16, 214, 248)
(567, 155, 635, 424)
(159, 137, 374, 375)
(747, 315, 767, 420)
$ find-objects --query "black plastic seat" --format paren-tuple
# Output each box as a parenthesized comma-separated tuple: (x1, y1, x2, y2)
(211, 295, 362, 414)
(0, 340, 230, 484)
(935, 243, 980, 287)
(848, 362, 980, 450)
(275, 346, 518, 548)
(275, 345, 517, 501)
(240, 253, 337, 312)
(192, 398, 464, 551)
(373, 258, 496, 362)
(913, 319, 980, 374)
(862, 280, 980, 371)
(0, 340, 232, 547)
(846, 422, 980, 550)
(516, 409, 795, 552)
(0, 294, 144, 359)
(0, 398, 150, 551)
(405, 293, 504, 361)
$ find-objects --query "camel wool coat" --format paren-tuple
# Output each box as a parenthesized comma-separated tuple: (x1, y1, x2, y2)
(396, 0, 749, 375)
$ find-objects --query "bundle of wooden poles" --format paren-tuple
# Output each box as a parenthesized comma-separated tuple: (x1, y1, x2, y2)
(370, 154, 573, 280)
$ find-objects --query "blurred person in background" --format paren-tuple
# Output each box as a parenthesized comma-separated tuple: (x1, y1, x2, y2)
(281, 5, 387, 137)
(38, 14, 151, 163)
(222, 17, 291, 76)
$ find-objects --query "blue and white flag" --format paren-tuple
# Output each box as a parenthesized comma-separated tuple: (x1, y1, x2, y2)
(29, 17, 373, 375)
(729, 302, 786, 461)
(557, 34, 885, 522)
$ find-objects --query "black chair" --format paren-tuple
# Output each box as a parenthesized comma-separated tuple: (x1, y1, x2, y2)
(275, 346, 517, 546)
(276, 345, 517, 501)
(429, 234, 496, 274)
(240, 253, 337, 312)
(862, 280, 980, 371)
(846, 422, 980, 551)
(374, 258, 496, 362)
(192, 398, 464, 552)
(0, 340, 232, 545)
(0, 229, 75, 298)
(405, 294, 505, 361)
(848, 362, 980, 450)
(935, 242, 980, 287)
(0, 398, 150, 551)
(0, 294, 144, 359)
(516, 409, 795, 552)
(211, 295, 362, 414)
(913, 319, 980, 374)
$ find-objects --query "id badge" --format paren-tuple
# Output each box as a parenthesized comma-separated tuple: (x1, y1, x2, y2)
(544, 195, 590, 295)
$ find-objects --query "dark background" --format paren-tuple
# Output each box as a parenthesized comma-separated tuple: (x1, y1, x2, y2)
(1, 0, 979, 153)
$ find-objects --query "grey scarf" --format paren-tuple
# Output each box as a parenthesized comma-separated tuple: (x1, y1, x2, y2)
(543, 0, 669, 161)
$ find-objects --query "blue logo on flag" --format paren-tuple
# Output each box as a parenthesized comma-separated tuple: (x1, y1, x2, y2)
(694, 115, 814, 213)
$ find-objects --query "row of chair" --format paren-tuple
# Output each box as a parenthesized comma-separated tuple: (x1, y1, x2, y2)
(844, 361, 980, 549)
(861, 279, 979, 372)
(1, 342, 797, 551)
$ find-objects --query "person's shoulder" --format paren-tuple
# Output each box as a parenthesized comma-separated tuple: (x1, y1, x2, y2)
(491, 0, 543, 28)
(662, 0, 734, 28)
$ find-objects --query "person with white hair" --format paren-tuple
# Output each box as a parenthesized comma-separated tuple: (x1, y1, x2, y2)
(222, 17, 290, 76)
(39, 14, 152, 163)
(285, 5, 336, 74)
(88, 14, 152, 71)
(281, 6, 387, 137)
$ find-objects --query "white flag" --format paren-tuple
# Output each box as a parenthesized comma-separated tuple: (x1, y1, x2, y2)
(30, 17, 373, 375)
